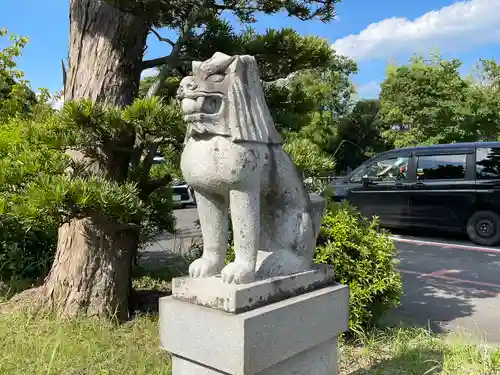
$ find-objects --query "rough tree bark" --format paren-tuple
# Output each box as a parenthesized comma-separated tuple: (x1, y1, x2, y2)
(33, 0, 148, 320)
(65, 0, 147, 107)
(37, 218, 137, 319)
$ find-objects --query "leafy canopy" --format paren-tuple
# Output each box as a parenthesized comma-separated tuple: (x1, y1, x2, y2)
(0, 28, 37, 121)
(378, 54, 500, 148)
(108, 0, 340, 27)
(332, 99, 387, 173)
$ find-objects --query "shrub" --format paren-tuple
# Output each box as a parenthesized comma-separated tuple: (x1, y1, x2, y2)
(0, 99, 183, 282)
(314, 200, 402, 336)
(0, 117, 65, 280)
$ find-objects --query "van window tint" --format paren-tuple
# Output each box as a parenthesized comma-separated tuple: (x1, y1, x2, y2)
(476, 148, 500, 179)
(350, 156, 409, 183)
(416, 154, 466, 180)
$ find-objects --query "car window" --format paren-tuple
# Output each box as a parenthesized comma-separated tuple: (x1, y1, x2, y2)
(361, 156, 409, 182)
(349, 166, 367, 183)
(416, 154, 466, 180)
(476, 147, 500, 179)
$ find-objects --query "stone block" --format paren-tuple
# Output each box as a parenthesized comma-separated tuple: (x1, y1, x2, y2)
(160, 283, 349, 375)
(171, 264, 334, 313)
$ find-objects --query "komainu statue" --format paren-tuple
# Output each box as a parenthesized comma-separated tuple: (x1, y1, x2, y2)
(177, 52, 326, 284)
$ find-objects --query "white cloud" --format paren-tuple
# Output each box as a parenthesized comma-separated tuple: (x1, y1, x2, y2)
(50, 97, 64, 110)
(35, 90, 64, 110)
(332, 0, 500, 61)
(355, 81, 381, 98)
(141, 68, 158, 79)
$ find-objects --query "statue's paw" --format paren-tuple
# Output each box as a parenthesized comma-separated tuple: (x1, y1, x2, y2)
(221, 262, 256, 284)
(189, 257, 223, 278)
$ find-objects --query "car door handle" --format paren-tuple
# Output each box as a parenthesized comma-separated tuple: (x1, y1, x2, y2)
(411, 182, 425, 188)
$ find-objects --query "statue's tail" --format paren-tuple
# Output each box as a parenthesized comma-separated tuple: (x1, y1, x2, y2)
(308, 193, 326, 239)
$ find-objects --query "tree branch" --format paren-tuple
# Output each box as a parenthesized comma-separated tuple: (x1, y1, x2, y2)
(141, 54, 196, 70)
(140, 137, 163, 189)
(149, 28, 175, 47)
(263, 72, 300, 89)
(212, 4, 259, 12)
(148, 173, 172, 193)
(145, 1, 208, 98)
(142, 55, 173, 70)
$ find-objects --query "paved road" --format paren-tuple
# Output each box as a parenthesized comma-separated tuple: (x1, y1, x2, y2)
(388, 235, 500, 343)
(141, 207, 201, 259)
(143, 207, 500, 342)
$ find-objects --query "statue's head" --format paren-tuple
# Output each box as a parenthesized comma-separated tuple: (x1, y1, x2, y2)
(177, 52, 282, 144)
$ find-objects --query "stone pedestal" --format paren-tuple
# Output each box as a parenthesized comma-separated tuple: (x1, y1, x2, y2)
(159, 266, 349, 375)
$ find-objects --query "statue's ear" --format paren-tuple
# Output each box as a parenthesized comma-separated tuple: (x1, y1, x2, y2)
(192, 61, 202, 75)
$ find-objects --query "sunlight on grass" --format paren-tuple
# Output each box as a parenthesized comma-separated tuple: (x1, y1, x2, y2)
(0, 310, 171, 375)
(0, 309, 499, 374)
(1, 262, 499, 375)
(340, 327, 500, 374)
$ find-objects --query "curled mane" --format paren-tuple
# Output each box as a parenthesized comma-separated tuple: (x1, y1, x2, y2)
(226, 55, 283, 144)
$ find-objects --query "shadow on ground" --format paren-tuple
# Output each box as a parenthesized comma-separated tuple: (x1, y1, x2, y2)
(345, 348, 443, 375)
(382, 273, 475, 333)
(382, 234, 500, 337)
(130, 250, 198, 315)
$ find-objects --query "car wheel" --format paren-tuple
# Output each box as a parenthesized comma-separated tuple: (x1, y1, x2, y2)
(466, 211, 500, 246)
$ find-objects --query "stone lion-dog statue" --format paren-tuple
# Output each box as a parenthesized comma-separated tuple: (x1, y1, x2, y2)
(177, 52, 326, 284)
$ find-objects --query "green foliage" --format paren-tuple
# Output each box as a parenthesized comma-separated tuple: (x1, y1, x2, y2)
(0, 29, 37, 122)
(139, 26, 342, 101)
(52, 97, 180, 239)
(314, 200, 402, 336)
(332, 99, 388, 174)
(138, 74, 180, 99)
(266, 54, 356, 137)
(378, 55, 468, 148)
(284, 136, 334, 177)
(111, 0, 342, 102)
(11, 175, 144, 224)
(130, 2, 356, 178)
(0, 95, 183, 281)
(461, 59, 500, 142)
(378, 54, 500, 148)
(107, 0, 341, 28)
(239, 28, 335, 82)
(0, 117, 66, 280)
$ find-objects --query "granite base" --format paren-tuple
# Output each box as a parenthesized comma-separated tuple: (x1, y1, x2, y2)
(160, 283, 349, 375)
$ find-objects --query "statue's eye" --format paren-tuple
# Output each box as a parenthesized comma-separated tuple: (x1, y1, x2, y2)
(207, 74, 225, 82)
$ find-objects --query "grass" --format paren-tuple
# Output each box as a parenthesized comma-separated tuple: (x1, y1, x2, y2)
(0, 311, 499, 375)
(0, 311, 170, 375)
(0, 258, 499, 374)
(340, 328, 500, 374)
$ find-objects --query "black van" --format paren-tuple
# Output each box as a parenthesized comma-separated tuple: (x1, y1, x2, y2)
(331, 142, 500, 246)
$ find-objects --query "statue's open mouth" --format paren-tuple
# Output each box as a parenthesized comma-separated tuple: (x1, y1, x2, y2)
(180, 92, 224, 122)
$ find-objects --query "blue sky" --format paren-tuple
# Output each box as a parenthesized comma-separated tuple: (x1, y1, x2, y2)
(0, 0, 499, 100)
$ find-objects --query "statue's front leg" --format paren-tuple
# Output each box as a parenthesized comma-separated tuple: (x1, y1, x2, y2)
(189, 190, 228, 278)
(221, 186, 260, 284)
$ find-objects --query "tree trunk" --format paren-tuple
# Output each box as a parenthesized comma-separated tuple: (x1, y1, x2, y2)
(35, 0, 148, 319)
(37, 218, 137, 320)
(65, 0, 148, 106)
